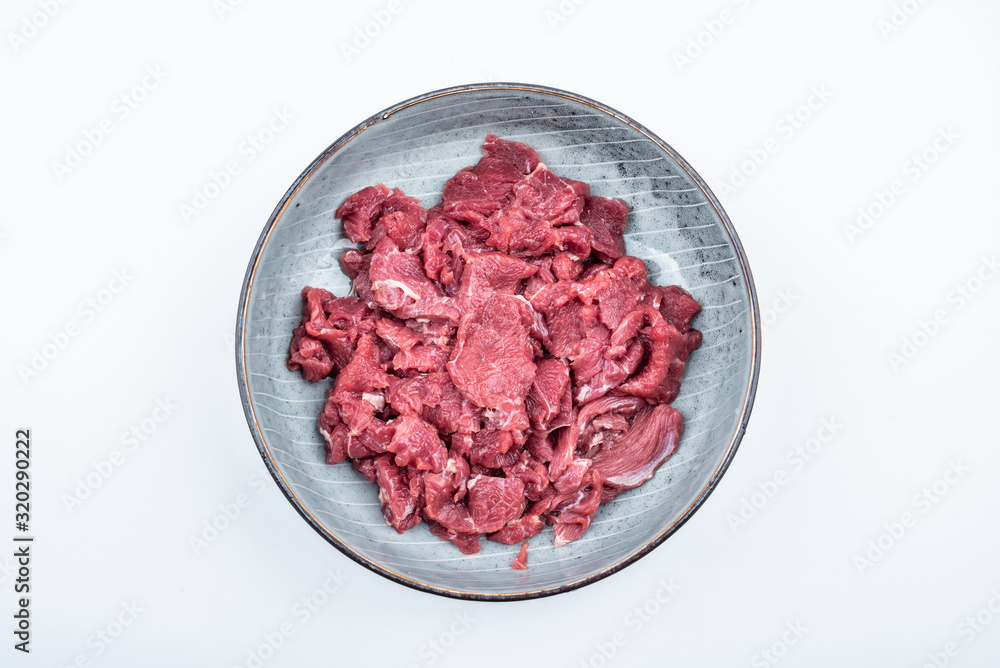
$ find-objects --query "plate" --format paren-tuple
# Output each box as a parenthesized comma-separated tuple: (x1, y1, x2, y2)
(236, 83, 760, 600)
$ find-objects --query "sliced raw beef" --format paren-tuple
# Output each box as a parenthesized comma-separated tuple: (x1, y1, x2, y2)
(551, 252, 583, 281)
(286, 134, 704, 560)
(591, 404, 683, 490)
(317, 396, 349, 465)
(327, 333, 390, 437)
(482, 133, 540, 174)
(489, 515, 546, 545)
(369, 237, 461, 323)
(424, 471, 525, 534)
(646, 283, 702, 332)
(469, 429, 515, 469)
(336, 184, 391, 243)
(387, 415, 448, 473)
(422, 207, 471, 291)
(457, 251, 537, 310)
(512, 165, 590, 228)
(526, 357, 570, 430)
(373, 453, 421, 532)
(442, 157, 524, 225)
(286, 326, 333, 382)
(551, 468, 603, 547)
(466, 475, 527, 533)
(447, 293, 536, 431)
(339, 249, 376, 307)
(580, 196, 628, 261)
(425, 518, 481, 555)
(366, 188, 427, 253)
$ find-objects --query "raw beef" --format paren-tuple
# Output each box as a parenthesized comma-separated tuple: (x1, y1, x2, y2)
(580, 196, 628, 261)
(512, 541, 531, 570)
(336, 184, 391, 243)
(286, 134, 703, 562)
(591, 404, 683, 490)
(447, 292, 536, 432)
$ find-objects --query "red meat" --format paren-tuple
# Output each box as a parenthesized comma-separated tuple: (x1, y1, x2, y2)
(287, 134, 705, 559)
(591, 404, 683, 490)
(336, 183, 391, 243)
(447, 293, 536, 430)
(580, 196, 628, 261)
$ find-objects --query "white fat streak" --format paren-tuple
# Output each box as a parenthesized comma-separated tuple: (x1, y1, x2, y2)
(318, 427, 332, 447)
(513, 293, 548, 338)
(373, 279, 420, 301)
(362, 393, 385, 410)
(605, 431, 678, 487)
(577, 383, 612, 403)
(512, 293, 542, 317)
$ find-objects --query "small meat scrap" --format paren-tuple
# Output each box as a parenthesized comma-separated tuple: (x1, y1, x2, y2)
(513, 541, 530, 571)
(286, 134, 703, 563)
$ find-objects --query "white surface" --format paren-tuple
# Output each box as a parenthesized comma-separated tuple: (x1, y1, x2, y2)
(2, 1, 999, 666)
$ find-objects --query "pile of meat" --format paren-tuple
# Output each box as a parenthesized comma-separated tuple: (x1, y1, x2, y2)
(286, 134, 702, 558)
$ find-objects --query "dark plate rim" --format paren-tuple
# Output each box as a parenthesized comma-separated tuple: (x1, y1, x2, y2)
(235, 82, 762, 601)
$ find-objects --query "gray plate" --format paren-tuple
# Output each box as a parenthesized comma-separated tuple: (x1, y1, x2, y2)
(236, 83, 761, 600)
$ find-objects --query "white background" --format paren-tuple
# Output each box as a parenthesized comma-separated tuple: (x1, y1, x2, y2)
(2, 0, 999, 666)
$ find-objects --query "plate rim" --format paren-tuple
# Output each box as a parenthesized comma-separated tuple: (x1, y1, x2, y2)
(235, 81, 762, 601)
